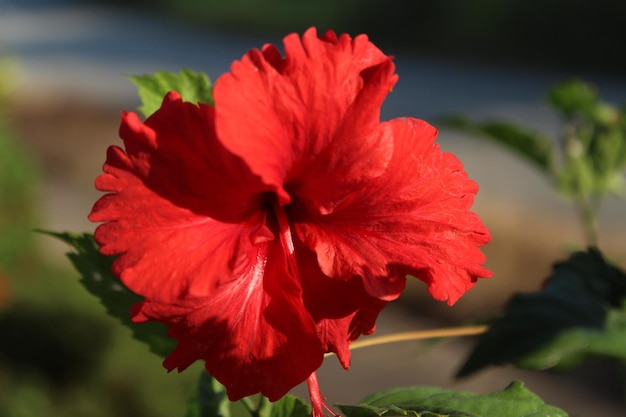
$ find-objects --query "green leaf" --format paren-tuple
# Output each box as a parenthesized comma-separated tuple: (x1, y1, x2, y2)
(185, 372, 231, 417)
(337, 381, 567, 417)
(547, 79, 621, 128)
(262, 395, 311, 417)
(587, 128, 626, 195)
(130, 68, 213, 117)
(441, 116, 553, 174)
(458, 248, 626, 376)
(41, 231, 177, 358)
(513, 302, 626, 370)
(547, 79, 599, 119)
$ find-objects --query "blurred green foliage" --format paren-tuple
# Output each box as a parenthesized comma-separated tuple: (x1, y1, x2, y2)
(443, 79, 626, 246)
(0, 59, 198, 417)
(548, 80, 626, 200)
(0, 59, 36, 275)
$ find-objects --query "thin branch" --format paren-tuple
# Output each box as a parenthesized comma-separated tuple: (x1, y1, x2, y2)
(325, 325, 488, 357)
(240, 396, 259, 417)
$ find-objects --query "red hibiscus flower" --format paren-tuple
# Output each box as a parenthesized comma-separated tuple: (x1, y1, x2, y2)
(89, 27, 491, 414)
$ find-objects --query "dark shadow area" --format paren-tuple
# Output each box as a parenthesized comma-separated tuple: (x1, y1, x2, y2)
(0, 304, 111, 386)
(68, 0, 626, 76)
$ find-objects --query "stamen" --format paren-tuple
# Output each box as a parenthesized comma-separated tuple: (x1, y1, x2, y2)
(272, 201, 337, 417)
(272, 199, 299, 275)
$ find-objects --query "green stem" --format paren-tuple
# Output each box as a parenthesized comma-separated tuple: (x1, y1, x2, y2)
(240, 396, 260, 417)
(576, 197, 599, 247)
(256, 396, 271, 416)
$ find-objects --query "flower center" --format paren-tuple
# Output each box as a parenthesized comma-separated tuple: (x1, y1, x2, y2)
(271, 198, 300, 277)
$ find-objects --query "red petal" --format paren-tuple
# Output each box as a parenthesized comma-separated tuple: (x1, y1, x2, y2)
(213, 28, 396, 206)
(88, 93, 269, 301)
(295, 118, 491, 305)
(134, 239, 323, 401)
(295, 239, 393, 368)
(121, 92, 268, 222)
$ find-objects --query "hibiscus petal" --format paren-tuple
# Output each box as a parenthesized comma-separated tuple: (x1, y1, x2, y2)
(213, 27, 395, 205)
(133, 240, 323, 401)
(88, 93, 269, 301)
(296, 118, 491, 305)
(121, 92, 269, 222)
(288, 58, 397, 215)
(295, 239, 394, 368)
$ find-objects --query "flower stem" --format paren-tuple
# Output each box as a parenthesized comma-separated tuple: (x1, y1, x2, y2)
(240, 396, 259, 417)
(326, 325, 487, 356)
(576, 197, 599, 247)
(239, 395, 272, 417)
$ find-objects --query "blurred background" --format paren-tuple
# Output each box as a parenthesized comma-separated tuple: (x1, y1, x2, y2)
(1, 0, 626, 416)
